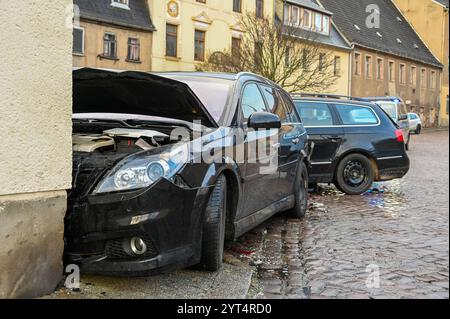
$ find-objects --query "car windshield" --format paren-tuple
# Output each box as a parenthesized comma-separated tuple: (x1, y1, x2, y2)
(377, 102, 398, 121)
(167, 76, 233, 125)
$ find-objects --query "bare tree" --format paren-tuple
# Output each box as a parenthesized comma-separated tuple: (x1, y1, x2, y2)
(197, 12, 339, 93)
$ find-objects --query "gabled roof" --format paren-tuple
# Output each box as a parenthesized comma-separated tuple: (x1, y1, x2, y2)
(318, 0, 442, 68)
(74, 0, 155, 32)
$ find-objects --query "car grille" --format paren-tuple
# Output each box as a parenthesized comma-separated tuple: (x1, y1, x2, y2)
(105, 237, 158, 260)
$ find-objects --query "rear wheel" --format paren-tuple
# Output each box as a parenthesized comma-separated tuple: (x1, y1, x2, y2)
(415, 125, 422, 135)
(285, 162, 308, 219)
(199, 175, 227, 271)
(335, 154, 374, 195)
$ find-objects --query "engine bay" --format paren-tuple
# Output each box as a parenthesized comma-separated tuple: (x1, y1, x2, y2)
(70, 119, 190, 200)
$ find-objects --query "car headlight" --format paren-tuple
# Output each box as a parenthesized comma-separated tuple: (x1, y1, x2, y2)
(94, 143, 189, 194)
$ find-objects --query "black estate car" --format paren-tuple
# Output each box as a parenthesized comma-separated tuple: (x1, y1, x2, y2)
(291, 94, 410, 195)
(67, 68, 309, 275)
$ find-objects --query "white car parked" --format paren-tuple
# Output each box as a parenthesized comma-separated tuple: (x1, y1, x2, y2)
(408, 113, 422, 135)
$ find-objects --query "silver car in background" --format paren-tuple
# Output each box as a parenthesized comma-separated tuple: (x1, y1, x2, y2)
(408, 113, 423, 135)
(363, 97, 411, 150)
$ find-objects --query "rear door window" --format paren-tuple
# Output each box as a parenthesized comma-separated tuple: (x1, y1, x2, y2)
(335, 104, 379, 125)
(295, 102, 334, 127)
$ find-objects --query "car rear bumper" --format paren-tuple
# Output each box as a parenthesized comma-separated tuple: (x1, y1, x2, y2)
(376, 154, 410, 181)
(64, 178, 212, 276)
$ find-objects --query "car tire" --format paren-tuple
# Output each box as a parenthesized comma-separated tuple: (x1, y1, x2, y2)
(415, 125, 421, 135)
(335, 154, 374, 195)
(285, 162, 308, 219)
(199, 175, 227, 272)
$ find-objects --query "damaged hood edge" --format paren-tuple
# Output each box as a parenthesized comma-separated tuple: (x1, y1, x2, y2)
(73, 68, 218, 128)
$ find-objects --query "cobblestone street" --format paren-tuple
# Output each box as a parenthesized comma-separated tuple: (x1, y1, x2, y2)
(230, 130, 449, 299)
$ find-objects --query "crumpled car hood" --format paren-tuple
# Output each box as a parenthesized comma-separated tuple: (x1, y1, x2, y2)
(73, 68, 217, 128)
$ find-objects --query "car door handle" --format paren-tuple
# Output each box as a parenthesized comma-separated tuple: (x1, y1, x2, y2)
(325, 136, 341, 142)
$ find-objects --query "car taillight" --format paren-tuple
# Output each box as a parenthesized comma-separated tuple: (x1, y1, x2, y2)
(395, 129, 404, 143)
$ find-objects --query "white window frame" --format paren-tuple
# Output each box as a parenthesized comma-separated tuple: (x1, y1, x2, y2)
(322, 15, 330, 35)
(291, 6, 300, 26)
(302, 9, 312, 29)
(73, 26, 85, 55)
(103, 32, 118, 58)
(111, 0, 130, 10)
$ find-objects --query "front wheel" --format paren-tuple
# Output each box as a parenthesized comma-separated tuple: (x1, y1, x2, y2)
(334, 154, 374, 195)
(285, 162, 308, 219)
(199, 175, 227, 271)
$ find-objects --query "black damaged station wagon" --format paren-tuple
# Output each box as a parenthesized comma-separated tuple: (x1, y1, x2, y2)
(67, 69, 310, 275)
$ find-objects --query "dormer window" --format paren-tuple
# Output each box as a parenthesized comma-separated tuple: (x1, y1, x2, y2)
(284, 3, 330, 35)
(111, 0, 130, 10)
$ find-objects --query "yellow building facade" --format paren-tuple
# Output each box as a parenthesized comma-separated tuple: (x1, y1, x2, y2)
(393, 0, 449, 126)
(148, 0, 274, 72)
(148, 0, 350, 95)
(73, 21, 154, 71)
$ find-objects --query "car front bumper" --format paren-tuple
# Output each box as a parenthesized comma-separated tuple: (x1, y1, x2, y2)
(64, 178, 212, 276)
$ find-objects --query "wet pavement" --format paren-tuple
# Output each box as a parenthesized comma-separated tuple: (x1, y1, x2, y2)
(230, 130, 449, 299)
(46, 130, 448, 299)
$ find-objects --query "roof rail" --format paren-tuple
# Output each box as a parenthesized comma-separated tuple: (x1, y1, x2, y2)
(290, 93, 368, 102)
(235, 72, 259, 80)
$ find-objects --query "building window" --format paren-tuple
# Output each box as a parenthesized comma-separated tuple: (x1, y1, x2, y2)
(302, 9, 312, 29)
(410, 65, 417, 86)
(256, 0, 264, 18)
(196, 0, 206, 3)
(399, 63, 406, 84)
(302, 49, 310, 70)
(291, 6, 300, 25)
(166, 24, 178, 57)
(421, 68, 427, 88)
(255, 41, 263, 67)
(232, 37, 242, 61)
(322, 15, 330, 34)
(111, 0, 129, 10)
(334, 56, 341, 76)
(103, 33, 117, 58)
(194, 30, 206, 61)
(319, 53, 326, 72)
(314, 13, 330, 35)
(365, 55, 372, 78)
(73, 26, 84, 55)
(354, 52, 361, 76)
(127, 38, 140, 62)
(285, 46, 292, 67)
(284, 4, 290, 24)
(376, 58, 384, 80)
(233, 0, 242, 12)
(446, 95, 449, 114)
(430, 70, 437, 89)
(388, 61, 395, 82)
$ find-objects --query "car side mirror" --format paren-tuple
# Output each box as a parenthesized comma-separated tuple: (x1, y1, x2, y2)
(248, 112, 282, 129)
(398, 114, 408, 121)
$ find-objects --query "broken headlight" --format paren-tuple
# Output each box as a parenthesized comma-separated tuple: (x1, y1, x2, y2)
(94, 143, 190, 194)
